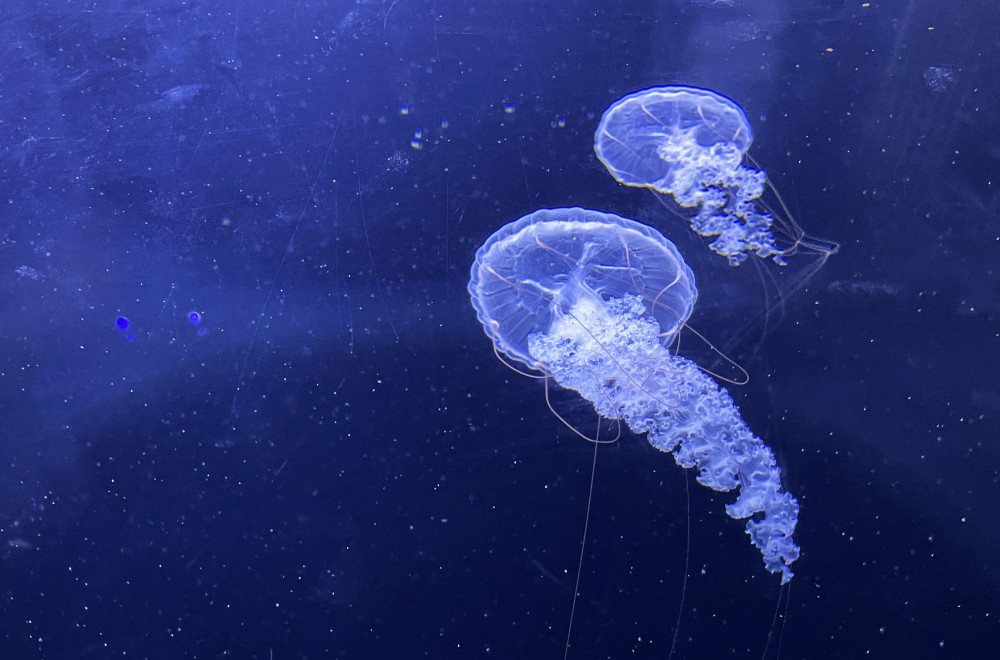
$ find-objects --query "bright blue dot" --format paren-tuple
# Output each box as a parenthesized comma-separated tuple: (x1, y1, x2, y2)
(116, 316, 130, 331)
(125, 332, 136, 343)
(188, 311, 202, 326)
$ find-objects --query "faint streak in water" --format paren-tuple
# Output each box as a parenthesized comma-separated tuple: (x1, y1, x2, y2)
(528, 553, 570, 592)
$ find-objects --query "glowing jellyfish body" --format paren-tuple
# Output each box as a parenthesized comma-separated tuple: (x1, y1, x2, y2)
(595, 86, 779, 265)
(469, 207, 799, 582)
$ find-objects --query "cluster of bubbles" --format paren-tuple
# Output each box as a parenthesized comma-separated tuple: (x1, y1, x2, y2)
(397, 104, 450, 150)
(114, 310, 206, 343)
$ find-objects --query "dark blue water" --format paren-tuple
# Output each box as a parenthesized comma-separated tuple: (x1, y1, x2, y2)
(1, 0, 997, 657)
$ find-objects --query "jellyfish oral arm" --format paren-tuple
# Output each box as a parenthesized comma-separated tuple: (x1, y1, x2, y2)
(528, 294, 800, 583)
(652, 366, 801, 584)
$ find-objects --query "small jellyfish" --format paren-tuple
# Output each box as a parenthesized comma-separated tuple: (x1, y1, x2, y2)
(187, 311, 202, 326)
(595, 86, 837, 266)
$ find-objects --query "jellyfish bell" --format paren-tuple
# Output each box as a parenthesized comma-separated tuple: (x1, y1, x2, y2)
(595, 85, 838, 268)
(594, 86, 755, 188)
(468, 207, 697, 369)
(469, 207, 800, 584)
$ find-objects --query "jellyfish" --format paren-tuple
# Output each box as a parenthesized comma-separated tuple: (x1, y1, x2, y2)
(469, 207, 799, 582)
(595, 85, 828, 266)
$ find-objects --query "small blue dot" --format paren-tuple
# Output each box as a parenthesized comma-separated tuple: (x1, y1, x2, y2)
(125, 332, 136, 343)
(197, 327, 208, 337)
(188, 311, 202, 326)
(116, 316, 130, 331)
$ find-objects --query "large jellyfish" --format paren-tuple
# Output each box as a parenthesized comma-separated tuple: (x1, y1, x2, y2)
(468, 207, 799, 582)
(594, 85, 783, 265)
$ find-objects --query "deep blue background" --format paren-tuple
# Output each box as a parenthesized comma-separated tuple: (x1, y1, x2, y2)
(1, 0, 998, 658)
